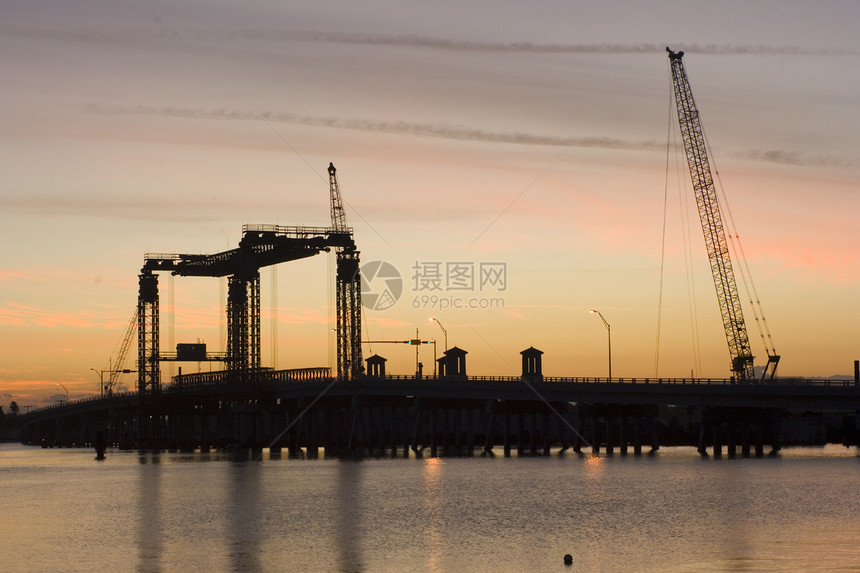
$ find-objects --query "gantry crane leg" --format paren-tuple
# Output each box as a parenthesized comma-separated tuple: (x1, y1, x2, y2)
(226, 272, 261, 380)
(137, 272, 160, 399)
(336, 250, 362, 380)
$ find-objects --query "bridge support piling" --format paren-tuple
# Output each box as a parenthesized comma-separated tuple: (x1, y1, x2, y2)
(430, 406, 438, 458)
(619, 417, 628, 455)
(633, 416, 642, 456)
(482, 401, 495, 453)
(516, 410, 525, 457)
(503, 410, 511, 457)
(754, 426, 764, 456)
(727, 425, 737, 458)
(604, 418, 614, 455)
(410, 404, 423, 454)
(527, 411, 536, 456)
(712, 424, 722, 457)
(306, 409, 319, 458)
(741, 423, 751, 457)
(542, 412, 551, 456)
(347, 399, 358, 454)
(467, 409, 476, 456)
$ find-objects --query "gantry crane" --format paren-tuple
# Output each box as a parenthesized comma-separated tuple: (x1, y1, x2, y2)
(137, 164, 362, 399)
(667, 48, 780, 381)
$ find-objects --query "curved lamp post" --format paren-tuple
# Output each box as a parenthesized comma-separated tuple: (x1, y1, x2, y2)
(90, 368, 105, 398)
(429, 317, 448, 354)
(589, 309, 611, 380)
(56, 382, 70, 403)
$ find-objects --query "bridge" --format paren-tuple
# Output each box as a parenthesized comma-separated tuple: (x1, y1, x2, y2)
(20, 362, 860, 457)
(18, 157, 860, 458)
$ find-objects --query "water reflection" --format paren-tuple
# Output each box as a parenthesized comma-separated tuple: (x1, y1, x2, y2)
(422, 457, 444, 573)
(712, 460, 755, 567)
(137, 452, 163, 573)
(336, 460, 364, 572)
(583, 453, 604, 478)
(228, 457, 262, 571)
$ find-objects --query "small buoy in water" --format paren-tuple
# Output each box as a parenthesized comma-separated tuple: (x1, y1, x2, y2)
(563, 553, 573, 566)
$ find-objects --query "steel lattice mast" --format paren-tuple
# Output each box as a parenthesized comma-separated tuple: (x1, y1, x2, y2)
(328, 163, 363, 380)
(667, 48, 755, 381)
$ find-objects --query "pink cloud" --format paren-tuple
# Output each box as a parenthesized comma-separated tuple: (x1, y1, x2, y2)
(747, 240, 860, 284)
(0, 303, 96, 328)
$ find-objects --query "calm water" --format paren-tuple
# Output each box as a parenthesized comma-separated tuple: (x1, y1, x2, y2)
(2, 444, 859, 573)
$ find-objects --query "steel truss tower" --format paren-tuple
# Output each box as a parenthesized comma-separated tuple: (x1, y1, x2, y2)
(329, 163, 363, 380)
(667, 48, 754, 381)
(336, 249, 362, 380)
(226, 272, 261, 376)
(137, 272, 160, 398)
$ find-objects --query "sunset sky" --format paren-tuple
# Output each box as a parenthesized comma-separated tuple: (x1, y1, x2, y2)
(2, 1, 859, 407)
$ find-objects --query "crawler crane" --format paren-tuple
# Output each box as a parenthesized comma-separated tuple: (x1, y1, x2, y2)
(667, 48, 780, 381)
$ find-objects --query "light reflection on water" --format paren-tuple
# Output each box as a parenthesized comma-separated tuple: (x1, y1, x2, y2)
(422, 457, 444, 573)
(2, 444, 859, 572)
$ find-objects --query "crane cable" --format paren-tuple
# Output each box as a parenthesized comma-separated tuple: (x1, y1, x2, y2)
(271, 266, 278, 370)
(659, 66, 704, 378)
(654, 71, 673, 378)
(702, 130, 778, 360)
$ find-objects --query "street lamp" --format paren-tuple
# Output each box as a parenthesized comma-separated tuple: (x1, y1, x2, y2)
(429, 317, 448, 353)
(90, 368, 106, 398)
(589, 309, 611, 380)
(56, 382, 70, 403)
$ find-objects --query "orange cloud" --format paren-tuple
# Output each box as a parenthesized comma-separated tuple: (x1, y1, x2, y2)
(0, 303, 96, 329)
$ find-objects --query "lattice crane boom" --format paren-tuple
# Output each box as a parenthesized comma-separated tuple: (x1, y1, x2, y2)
(108, 309, 138, 392)
(667, 48, 757, 381)
(329, 162, 349, 233)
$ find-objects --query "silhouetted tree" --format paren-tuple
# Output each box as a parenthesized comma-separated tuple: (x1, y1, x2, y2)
(9, 401, 19, 415)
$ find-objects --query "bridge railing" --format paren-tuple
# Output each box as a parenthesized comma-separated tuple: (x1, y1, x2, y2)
(380, 375, 858, 387)
(168, 367, 333, 390)
(242, 224, 351, 239)
(24, 391, 139, 416)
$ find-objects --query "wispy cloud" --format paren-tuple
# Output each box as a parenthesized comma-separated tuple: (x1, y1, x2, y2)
(739, 149, 855, 168)
(84, 104, 855, 169)
(18, 25, 854, 56)
(255, 33, 856, 56)
(85, 103, 661, 152)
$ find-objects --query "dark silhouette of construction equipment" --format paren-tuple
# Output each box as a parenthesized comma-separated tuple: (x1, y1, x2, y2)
(137, 163, 362, 400)
(667, 48, 780, 381)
